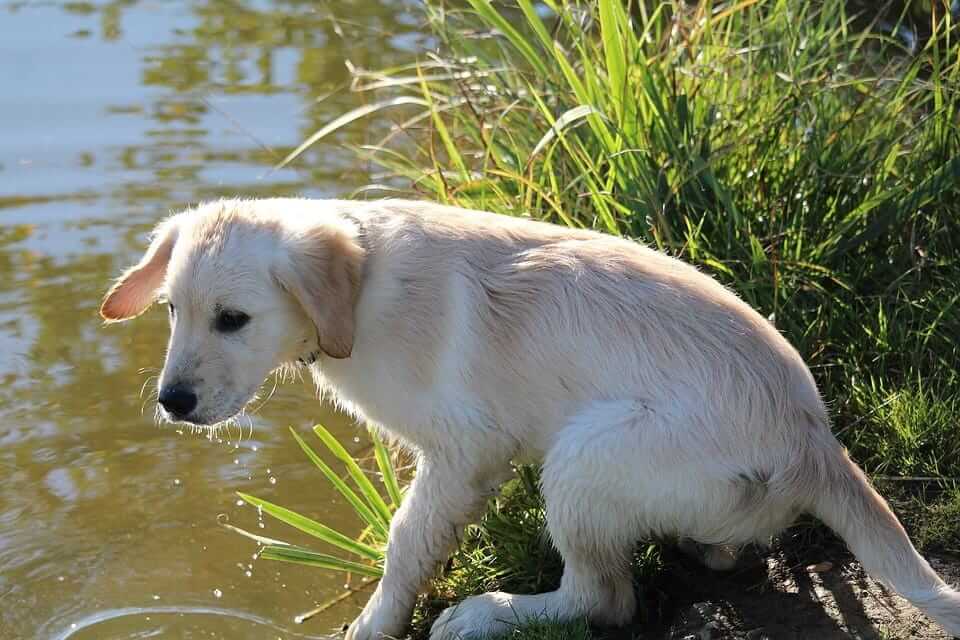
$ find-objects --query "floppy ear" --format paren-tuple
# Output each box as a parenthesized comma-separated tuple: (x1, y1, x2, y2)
(276, 223, 365, 359)
(100, 215, 181, 322)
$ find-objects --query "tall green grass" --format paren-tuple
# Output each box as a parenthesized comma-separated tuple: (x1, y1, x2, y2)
(227, 424, 401, 579)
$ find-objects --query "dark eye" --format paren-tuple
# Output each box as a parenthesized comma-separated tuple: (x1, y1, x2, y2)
(168, 303, 175, 317)
(215, 309, 250, 333)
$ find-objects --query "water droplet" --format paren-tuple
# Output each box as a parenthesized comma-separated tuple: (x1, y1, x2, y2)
(152, 594, 160, 600)
(294, 615, 305, 625)
(245, 570, 252, 577)
(70, 623, 77, 629)
(266, 468, 271, 474)
(353, 436, 360, 443)
(213, 588, 223, 598)
(233, 458, 239, 465)
(251, 445, 258, 452)
(269, 477, 277, 485)
(57, 575, 65, 582)
(258, 521, 265, 528)
(173, 478, 181, 486)
(236, 499, 244, 506)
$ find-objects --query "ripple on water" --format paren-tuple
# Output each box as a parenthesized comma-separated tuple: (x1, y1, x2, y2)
(51, 606, 335, 640)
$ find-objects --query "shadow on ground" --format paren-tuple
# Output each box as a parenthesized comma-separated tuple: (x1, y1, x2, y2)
(608, 542, 960, 640)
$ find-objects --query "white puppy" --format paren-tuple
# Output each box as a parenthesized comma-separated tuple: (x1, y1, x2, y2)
(101, 198, 960, 639)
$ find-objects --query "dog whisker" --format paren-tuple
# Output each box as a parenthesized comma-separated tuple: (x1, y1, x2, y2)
(238, 414, 249, 444)
(277, 363, 303, 385)
(139, 375, 159, 400)
(248, 377, 280, 417)
(231, 409, 255, 445)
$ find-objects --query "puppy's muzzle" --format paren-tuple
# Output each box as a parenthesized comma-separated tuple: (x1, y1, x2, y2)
(158, 383, 198, 420)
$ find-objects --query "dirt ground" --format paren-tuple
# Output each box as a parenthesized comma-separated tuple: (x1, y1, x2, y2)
(615, 543, 960, 640)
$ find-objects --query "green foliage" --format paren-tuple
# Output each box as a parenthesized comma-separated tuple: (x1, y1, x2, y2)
(909, 487, 960, 554)
(229, 424, 402, 578)
(844, 377, 960, 478)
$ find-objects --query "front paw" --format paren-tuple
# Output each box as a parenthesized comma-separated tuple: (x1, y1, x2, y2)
(345, 612, 403, 640)
(345, 589, 409, 640)
(430, 593, 518, 640)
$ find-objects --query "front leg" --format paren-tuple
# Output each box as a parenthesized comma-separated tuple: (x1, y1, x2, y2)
(346, 454, 497, 640)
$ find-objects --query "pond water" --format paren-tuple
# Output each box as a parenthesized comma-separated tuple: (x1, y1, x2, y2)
(0, 1, 428, 638)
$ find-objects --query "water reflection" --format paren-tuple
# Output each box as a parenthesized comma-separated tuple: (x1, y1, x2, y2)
(0, 0, 424, 637)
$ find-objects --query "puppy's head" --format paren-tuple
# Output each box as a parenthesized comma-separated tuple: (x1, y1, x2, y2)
(100, 200, 364, 425)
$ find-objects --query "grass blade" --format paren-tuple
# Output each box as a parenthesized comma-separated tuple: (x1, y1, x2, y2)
(529, 105, 602, 160)
(312, 424, 394, 529)
(418, 68, 468, 179)
(464, 0, 549, 77)
(598, 0, 628, 124)
(217, 518, 293, 547)
(236, 492, 381, 561)
(290, 427, 390, 539)
(371, 433, 403, 508)
(260, 545, 384, 578)
(275, 96, 428, 170)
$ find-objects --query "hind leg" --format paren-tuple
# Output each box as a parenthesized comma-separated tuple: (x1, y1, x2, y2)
(431, 401, 651, 640)
(430, 399, 779, 639)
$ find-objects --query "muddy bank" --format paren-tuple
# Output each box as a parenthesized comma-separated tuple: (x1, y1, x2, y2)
(617, 545, 960, 640)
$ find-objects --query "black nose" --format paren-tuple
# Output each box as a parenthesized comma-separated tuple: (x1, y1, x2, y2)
(158, 384, 198, 418)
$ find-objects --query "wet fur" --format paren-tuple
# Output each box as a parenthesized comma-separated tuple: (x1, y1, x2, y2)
(101, 198, 960, 639)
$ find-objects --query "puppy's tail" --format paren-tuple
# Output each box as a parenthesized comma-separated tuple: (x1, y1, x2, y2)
(810, 445, 960, 635)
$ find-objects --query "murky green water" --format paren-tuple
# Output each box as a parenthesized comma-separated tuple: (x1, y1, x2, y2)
(0, 2, 427, 637)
